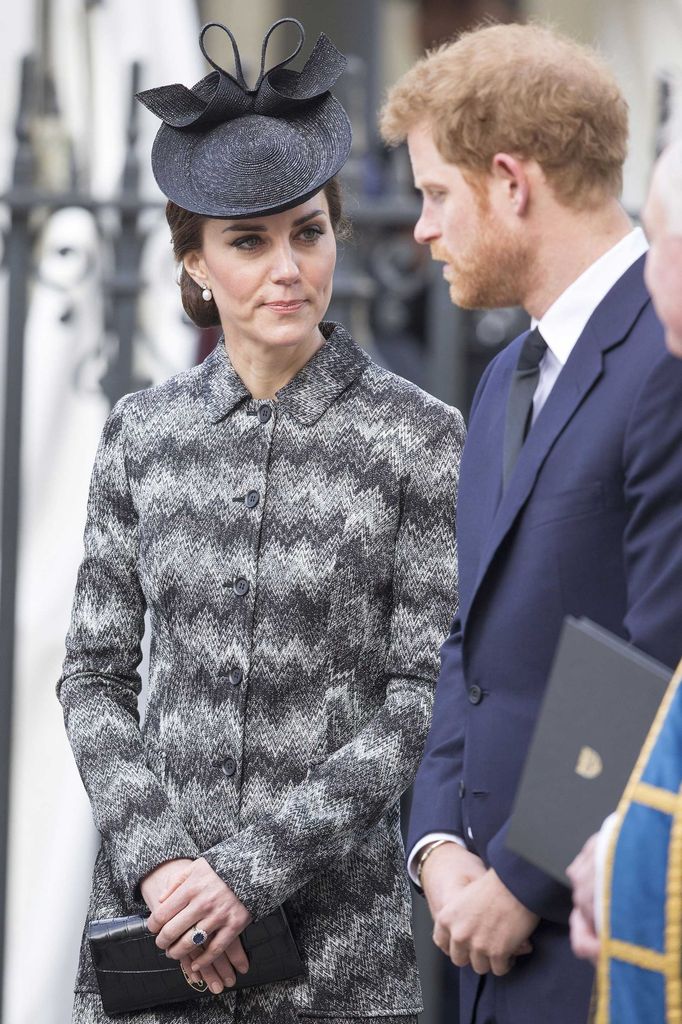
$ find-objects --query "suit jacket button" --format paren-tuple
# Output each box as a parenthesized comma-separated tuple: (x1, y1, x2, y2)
(245, 489, 260, 509)
(257, 405, 272, 424)
(468, 684, 483, 705)
(459, 780, 466, 798)
(222, 756, 237, 777)
(233, 577, 249, 597)
(229, 667, 243, 686)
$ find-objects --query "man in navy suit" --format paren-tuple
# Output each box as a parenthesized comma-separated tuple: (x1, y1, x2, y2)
(380, 22, 682, 1024)
(568, 140, 682, 972)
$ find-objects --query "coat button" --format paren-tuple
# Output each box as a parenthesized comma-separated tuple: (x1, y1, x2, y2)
(468, 684, 483, 705)
(459, 780, 465, 798)
(229, 667, 243, 687)
(257, 405, 272, 424)
(245, 489, 260, 509)
(221, 756, 237, 777)
(233, 577, 249, 597)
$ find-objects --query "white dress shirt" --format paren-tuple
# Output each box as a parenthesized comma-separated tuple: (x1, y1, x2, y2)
(407, 226, 649, 884)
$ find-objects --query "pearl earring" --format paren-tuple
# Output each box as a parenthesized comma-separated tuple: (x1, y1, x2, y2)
(201, 286, 213, 302)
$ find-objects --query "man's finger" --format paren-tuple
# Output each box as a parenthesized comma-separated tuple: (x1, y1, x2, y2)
(570, 907, 600, 964)
(490, 954, 514, 977)
(448, 937, 471, 969)
(566, 855, 584, 883)
(432, 921, 450, 955)
(469, 949, 491, 975)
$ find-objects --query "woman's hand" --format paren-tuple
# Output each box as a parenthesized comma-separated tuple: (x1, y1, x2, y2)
(146, 857, 252, 978)
(141, 858, 249, 994)
(140, 858, 194, 911)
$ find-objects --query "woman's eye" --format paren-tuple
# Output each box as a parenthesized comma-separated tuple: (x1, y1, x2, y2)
(298, 225, 323, 242)
(232, 235, 263, 250)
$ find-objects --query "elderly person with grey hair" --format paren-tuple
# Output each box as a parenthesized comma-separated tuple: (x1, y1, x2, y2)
(57, 18, 464, 1024)
(569, 140, 682, 1023)
(642, 141, 682, 357)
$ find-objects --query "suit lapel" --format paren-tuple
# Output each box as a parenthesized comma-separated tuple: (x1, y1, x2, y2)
(462, 255, 651, 631)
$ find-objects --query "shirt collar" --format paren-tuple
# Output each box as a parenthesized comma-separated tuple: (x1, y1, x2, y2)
(533, 227, 649, 366)
(201, 321, 371, 425)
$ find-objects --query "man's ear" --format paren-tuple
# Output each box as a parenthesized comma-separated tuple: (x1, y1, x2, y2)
(490, 153, 530, 216)
(183, 250, 208, 287)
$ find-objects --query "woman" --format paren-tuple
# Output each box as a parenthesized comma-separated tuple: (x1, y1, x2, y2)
(58, 18, 465, 1024)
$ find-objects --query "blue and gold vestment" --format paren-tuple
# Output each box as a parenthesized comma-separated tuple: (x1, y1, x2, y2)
(599, 660, 682, 1023)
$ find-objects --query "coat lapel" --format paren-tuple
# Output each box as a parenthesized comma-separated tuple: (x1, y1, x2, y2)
(464, 255, 651, 628)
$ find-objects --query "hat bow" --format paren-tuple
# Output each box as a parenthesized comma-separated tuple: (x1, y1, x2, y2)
(137, 18, 347, 131)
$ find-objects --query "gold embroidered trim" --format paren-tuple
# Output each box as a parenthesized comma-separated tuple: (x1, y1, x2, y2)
(664, 787, 682, 1023)
(596, 659, 682, 1024)
(632, 782, 680, 815)
(606, 939, 667, 972)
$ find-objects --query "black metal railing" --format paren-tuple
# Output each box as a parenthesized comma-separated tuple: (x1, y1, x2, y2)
(0, 57, 157, 1011)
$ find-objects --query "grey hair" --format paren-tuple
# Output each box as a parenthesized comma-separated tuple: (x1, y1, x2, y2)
(653, 140, 682, 234)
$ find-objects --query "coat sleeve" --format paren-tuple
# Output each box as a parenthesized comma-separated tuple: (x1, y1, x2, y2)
(202, 406, 465, 921)
(57, 397, 198, 905)
(487, 344, 682, 923)
(405, 615, 466, 856)
(406, 352, 502, 863)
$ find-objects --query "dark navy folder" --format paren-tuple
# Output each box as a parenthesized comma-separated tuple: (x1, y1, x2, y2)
(506, 616, 671, 883)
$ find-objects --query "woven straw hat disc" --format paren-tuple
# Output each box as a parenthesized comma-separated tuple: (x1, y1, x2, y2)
(151, 94, 349, 219)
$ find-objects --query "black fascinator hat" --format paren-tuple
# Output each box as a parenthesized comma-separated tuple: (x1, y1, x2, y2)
(136, 18, 352, 218)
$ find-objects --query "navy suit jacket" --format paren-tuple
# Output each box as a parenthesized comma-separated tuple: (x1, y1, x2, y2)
(409, 257, 682, 1023)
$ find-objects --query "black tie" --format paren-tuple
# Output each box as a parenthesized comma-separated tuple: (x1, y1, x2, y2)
(502, 328, 547, 490)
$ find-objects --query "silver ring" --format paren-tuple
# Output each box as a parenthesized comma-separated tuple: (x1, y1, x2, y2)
(191, 925, 207, 946)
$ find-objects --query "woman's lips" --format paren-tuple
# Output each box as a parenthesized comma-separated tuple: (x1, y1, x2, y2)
(263, 300, 306, 313)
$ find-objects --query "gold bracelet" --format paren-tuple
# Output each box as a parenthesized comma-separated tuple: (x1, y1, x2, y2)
(416, 839, 450, 889)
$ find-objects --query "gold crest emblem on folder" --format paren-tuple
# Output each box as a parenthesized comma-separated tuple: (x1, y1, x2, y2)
(575, 746, 603, 779)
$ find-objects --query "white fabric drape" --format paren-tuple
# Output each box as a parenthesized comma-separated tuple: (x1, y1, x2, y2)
(4, 2, 203, 1020)
(8, 207, 109, 1024)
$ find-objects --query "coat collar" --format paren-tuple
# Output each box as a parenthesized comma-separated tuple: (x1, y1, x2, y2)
(200, 320, 370, 425)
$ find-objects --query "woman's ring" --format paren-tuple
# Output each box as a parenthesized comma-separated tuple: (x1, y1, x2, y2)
(191, 925, 208, 946)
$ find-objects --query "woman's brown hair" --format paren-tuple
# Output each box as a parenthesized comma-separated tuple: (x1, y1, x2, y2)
(166, 177, 347, 329)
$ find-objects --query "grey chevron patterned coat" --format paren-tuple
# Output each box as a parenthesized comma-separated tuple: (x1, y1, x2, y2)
(59, 322, 464, 1024)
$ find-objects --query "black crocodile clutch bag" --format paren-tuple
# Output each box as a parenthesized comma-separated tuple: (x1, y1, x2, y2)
(88, 907, 304, 1015)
